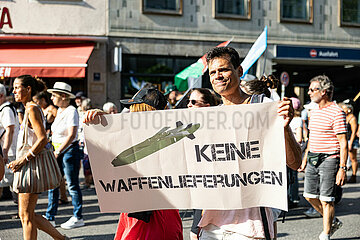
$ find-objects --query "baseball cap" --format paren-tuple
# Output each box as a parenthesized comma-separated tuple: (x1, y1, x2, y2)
(120, 88, 168, 110)
(164, 84, 177, 95)
(75, 91, 86, 99)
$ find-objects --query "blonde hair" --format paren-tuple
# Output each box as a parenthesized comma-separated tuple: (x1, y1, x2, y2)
(130, 103, 157, 112)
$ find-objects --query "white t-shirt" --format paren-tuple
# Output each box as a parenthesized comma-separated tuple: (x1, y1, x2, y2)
(0, 101, 19, 157)
(289, 116, 303, 137)
(51, 105, 79, 145)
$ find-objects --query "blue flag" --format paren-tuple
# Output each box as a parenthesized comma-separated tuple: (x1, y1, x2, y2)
(240, 26, 267, 78)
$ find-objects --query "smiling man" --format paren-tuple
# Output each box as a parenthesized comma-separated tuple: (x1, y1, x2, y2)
(197, 46, 302, 240)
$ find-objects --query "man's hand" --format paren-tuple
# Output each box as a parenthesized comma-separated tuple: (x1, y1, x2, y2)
(298, 157, 307, 172)
(336, 169, 346, 186)
(83, 109, 106, 123)
(277, 97, 294, 127)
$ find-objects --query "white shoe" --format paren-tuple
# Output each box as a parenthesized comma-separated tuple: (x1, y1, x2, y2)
(42, 215, 55, 227)
(61, 216, 85, 229)
(319, 232, 330, 240)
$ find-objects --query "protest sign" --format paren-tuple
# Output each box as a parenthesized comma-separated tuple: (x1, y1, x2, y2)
(84, 102, 287, 213)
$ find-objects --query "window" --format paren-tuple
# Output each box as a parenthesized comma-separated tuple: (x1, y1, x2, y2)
(280, 0, 313, 23)
(213, 0, 251, 19)
(340, 0, 360, 26)
(35, 0, 83, 1)
(121, 54, 197, 98)
(142, 0, 182, 15)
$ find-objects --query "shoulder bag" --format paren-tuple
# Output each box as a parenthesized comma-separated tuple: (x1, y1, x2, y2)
(13, 107, 62, 193)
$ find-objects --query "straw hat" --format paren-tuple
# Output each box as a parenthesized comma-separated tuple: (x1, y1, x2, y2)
(47, 82, 75, 99)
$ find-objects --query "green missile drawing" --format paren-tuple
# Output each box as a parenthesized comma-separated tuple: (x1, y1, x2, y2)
(111, 121, 200, 167)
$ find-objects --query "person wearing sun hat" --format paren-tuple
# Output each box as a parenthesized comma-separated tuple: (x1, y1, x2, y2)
(45, 82, 85, 229)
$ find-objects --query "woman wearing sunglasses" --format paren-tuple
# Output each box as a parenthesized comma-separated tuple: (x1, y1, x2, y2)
(187, 88, 219, 240)
(187, 88, 219, 108)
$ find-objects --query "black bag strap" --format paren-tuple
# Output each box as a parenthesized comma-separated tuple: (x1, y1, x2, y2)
(0, 103, 17, 139)
(260, 207, 271, 240)
(249, 94, 271, 239)
(250, 94, 265, 104)
(0, 103, 16, 117)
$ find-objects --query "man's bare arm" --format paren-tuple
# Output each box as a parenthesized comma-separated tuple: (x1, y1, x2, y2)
(336, 133, 348, 186)
(284, 125, 302, 170)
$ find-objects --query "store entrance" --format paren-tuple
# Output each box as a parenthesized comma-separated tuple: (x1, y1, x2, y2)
(273, 60, 360, 107)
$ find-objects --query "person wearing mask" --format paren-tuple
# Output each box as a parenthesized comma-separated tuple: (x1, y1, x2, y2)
(45, 82, 84, 229)
(0, 83, 19, 201)
(8, 75, 68, 240)
(84, 87, 183, 240)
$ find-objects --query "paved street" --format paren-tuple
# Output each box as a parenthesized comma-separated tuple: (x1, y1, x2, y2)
(0, 171, 359, 240)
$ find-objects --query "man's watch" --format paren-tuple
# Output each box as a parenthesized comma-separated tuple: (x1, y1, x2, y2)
(339, 166, 347, 171)
(54, 150, 61, 155)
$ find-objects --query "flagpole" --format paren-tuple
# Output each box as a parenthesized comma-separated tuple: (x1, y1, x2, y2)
(262, 48, 267, 76)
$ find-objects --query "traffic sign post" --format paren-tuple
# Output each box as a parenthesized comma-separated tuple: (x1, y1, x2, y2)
(280, 72, 290, 99)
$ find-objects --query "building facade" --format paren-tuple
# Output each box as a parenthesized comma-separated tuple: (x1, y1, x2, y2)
(1, 0, 359, 107)
(0, 0, 108, 105)
(108, 0, 360, 107)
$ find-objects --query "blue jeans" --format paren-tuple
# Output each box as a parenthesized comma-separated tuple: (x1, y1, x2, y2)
(46, 143, 83, 220)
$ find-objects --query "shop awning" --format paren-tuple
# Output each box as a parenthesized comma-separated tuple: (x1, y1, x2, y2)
(0, 43, 94, 78)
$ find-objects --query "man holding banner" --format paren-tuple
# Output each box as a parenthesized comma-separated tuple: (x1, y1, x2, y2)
(197, 47, 302, 239)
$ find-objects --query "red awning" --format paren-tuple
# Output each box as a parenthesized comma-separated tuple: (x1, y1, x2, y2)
(0, 43, 94, 78)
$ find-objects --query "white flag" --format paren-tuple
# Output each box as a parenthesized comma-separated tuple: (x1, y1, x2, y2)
(241, 26, 267, 78)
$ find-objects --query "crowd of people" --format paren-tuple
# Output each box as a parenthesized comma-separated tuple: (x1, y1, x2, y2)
(0, 46, 358, 240)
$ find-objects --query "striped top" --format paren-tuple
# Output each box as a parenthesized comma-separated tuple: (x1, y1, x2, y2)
(308, 102, 347, 154)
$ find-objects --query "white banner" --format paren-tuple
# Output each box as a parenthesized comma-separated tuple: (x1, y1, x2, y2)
(84, 102, 287, 213)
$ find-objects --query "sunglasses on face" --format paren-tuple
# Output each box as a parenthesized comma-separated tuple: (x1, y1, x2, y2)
(308, 88, 320, 93)
(188, 99, 206, 105)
